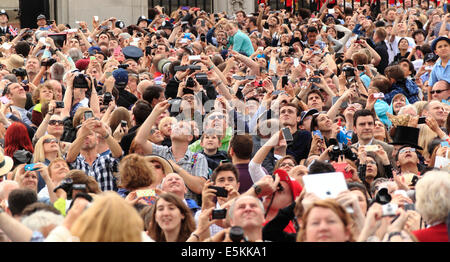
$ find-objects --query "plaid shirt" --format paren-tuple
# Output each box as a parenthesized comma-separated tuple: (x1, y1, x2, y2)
(152, 144, 208, 202)
(69, 151, 121, 192)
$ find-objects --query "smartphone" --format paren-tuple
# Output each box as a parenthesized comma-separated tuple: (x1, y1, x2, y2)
(309, 78, 321, 83)
(418, 117, 426, 124)
(282, 127, 294, 142)
(404, 203, 415, 211)
(328, 9, 335, 14)
(188, 55, 201, 61)
(121, 120, 127, 127)
(208, 186, 228, 198)
(312, 130, 323, 139)
(201, 20, 205, 27)
(211, 209, 227, 219)
(373, 92, 385, 99)
(24, 163, 39, 171)
(272, 90, 285, 96)
(0, 96, 10, 104)
(84, 111, 94, 120)
(136, 189, 156, 198)
(281, 75, 288, 88)
(441, 141, 450, 148)
(293, 58, 299, 67)
(382, 203, 398, 217)
(365, 145, 379, 152)
(94, 16, 99, 22)
(55, 101, 64, 108)
(168, 98, 182, 105)
(332, 162, 353, 179)
(66, 28, 78, 33)
(357, 65, 365, 71)
(90, 56, 96, 61)
(220, 159, 231, 165)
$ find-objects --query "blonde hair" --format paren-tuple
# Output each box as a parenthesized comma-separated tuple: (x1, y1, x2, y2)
(32, 81, 55, 104)
(297, 199, 354, 242)
(415, 170, 450, 225)
(71, 192, 144, 242)
(33, 135, 62, 163)
(157, 116, 177, 132)
(418, 124, 438, 160)
(413, 101, 428, 116)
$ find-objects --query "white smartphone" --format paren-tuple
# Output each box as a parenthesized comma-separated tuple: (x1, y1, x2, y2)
(94, 16, 99, 22)
(188, 55, 201, 61)
(293, 58, 299, 67)
(303, 172, 348, 199)
(328, 9, 335, 14)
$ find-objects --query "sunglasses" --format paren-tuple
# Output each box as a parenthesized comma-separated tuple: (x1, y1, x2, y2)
(430, 89, 448, 94)
(399, 147, 416, 154)
(49, 120, 64, 126)
(43, 138, 58, 144)
(208, 114, 225, 120)
(150, 128, 158, 135)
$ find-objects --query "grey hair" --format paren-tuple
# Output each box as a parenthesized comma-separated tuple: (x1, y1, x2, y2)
(0, 180, 19, 200)
(21, 210, 64, 233)
(68, 48, 83, 63)
(227, 195, 264, 221)
(50, 62, 65, 81)
(398, 104, 418, 115)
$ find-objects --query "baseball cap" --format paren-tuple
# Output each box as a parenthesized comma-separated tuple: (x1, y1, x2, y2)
(431, 36, 450, 53)
(122, 45, 143, 62)
(37, 14, 46, 20)
(112, 68, 129, 87)
(273, 169, 303, 200)
(424, 53, 438, 63)
(300, 109, 319, 124)
(88, 46, 102, 56)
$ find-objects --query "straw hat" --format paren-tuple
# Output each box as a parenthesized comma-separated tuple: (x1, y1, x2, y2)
(144, 155, 173, 175)
(0, 151, 14, 177)
(0, 54, 25, 72)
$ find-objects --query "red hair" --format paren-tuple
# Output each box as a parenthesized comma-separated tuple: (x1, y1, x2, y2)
(4, 122, 34, 158)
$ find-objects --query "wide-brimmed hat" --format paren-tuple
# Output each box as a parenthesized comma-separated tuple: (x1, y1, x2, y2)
(0, 151, 14, 177)
(389, 126, 423, 150)
(0, 54, 25, 72)
(145, 155, 173, 175)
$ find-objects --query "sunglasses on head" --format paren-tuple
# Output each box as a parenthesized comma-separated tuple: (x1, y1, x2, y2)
(399, 147, 416, 154)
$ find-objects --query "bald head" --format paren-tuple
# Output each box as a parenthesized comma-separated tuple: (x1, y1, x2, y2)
(160, 173, 187, 199)
(0, 180, 20, 201)
(137, 80, 152, 100)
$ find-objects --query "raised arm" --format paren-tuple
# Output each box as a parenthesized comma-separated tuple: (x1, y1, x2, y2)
(135, 100, 171, 155)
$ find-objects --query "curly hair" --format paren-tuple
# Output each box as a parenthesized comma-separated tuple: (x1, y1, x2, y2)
(118, 154, 155, 191)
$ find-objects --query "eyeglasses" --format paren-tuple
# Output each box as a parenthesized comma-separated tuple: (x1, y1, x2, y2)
(182, 96, 195, 101)
(43, 138, 58, 144)
(367, 160, 377, 165)
(430, 89, 448, 94)
(150, 128, 158, 135)
(208, 114, 225, 120)
(399, 147, 416, 154)
(280, 162, 295, 168)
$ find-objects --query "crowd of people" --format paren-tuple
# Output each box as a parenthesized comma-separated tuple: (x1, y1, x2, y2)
(0, 0, 449, 243)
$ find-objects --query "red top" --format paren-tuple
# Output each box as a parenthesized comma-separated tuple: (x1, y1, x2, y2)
(413, 223, 448, 242)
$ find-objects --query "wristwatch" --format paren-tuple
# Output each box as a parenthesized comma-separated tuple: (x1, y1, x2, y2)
(252, 184, 262, 197)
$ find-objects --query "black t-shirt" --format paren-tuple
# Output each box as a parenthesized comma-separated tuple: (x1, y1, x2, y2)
(116, 88, 137, 110)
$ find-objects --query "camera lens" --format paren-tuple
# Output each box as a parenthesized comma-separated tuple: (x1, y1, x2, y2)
(229, 226, 245, 242)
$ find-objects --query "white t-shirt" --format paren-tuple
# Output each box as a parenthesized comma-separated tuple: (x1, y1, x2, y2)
(385, 36, 416, 65)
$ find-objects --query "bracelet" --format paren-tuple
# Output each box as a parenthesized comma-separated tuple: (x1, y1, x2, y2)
(209, 65, 214, 70)
(191, 233, 200, 241)
(387, 231, 402, 241)
(253, 184, 262, 197)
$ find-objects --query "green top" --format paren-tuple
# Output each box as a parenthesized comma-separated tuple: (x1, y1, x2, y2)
(228, 30, 254, 57)
(188, 127, 233, 153)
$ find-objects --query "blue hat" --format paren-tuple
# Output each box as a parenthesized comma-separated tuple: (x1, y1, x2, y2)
(431, 36, 450, 53)
(88, 46, 101, 56)
(112, 68, 128, 87)
(122, 46, 143, 62)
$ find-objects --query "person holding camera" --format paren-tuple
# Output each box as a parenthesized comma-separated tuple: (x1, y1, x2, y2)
(65, 117, 123, 192)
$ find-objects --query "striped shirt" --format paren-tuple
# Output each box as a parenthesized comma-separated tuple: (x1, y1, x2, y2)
(152, 144, 208, 202)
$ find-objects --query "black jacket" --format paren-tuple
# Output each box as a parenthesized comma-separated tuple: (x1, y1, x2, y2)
(201, 150, 229, 172)
(374, 41, 389, 75)
(262, 202, 297, 242)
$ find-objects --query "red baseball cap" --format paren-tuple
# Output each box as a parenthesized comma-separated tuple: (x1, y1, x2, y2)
(273, 169, 302, 200)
